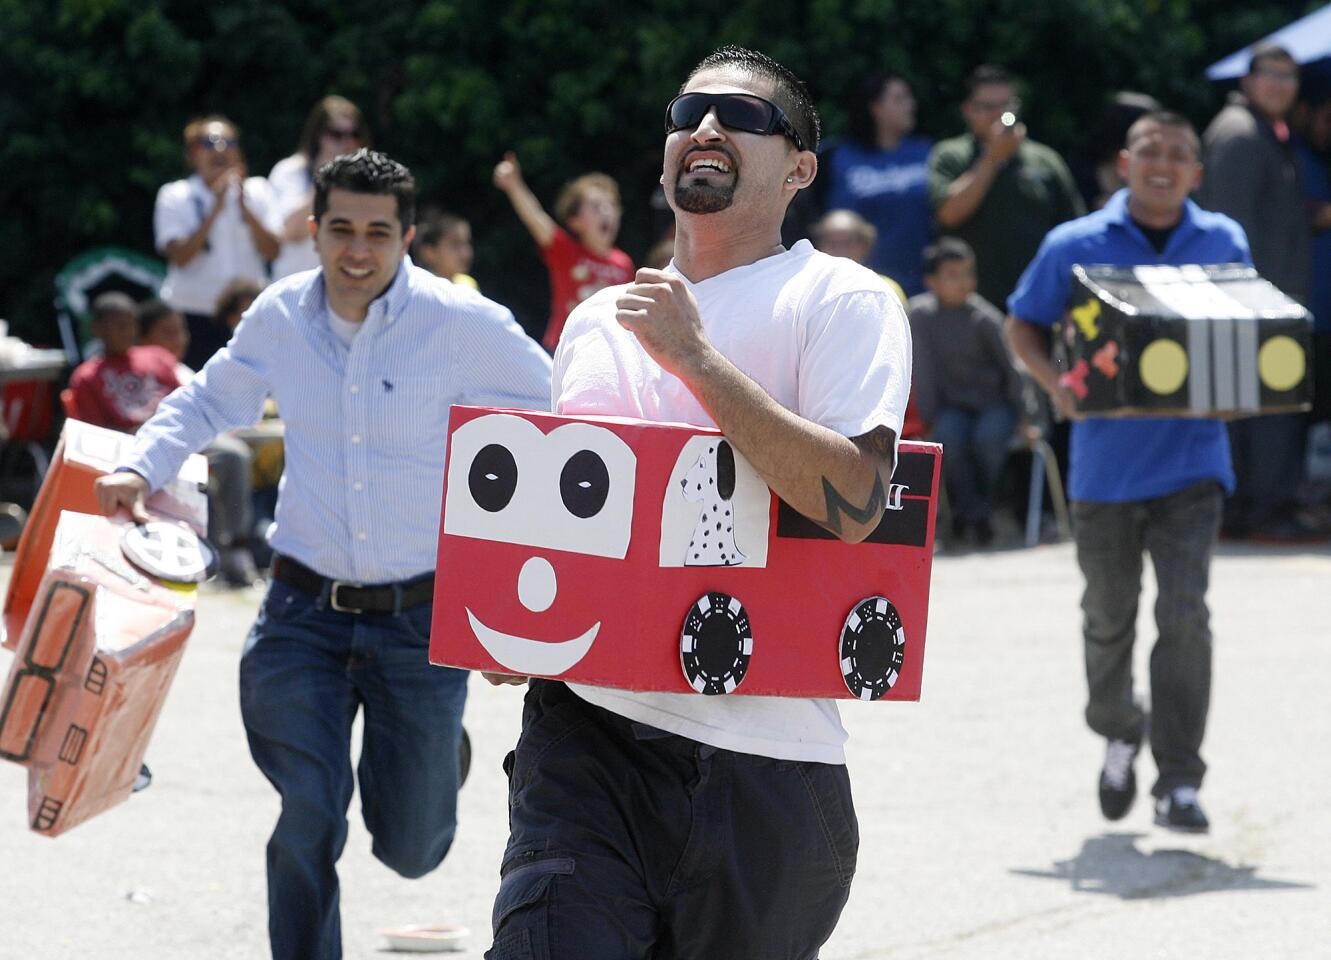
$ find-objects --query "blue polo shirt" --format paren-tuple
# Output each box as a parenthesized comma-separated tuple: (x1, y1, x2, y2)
(1008, 189, 1248, 502)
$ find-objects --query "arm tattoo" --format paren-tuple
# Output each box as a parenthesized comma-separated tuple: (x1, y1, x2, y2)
(819, 472, 886, 536)
(817, 426, 898, 536)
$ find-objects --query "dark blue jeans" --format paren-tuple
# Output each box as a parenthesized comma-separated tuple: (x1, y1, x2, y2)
(239, 579, 467, 960)
(931, 405, 1016, 524)
(488, 681, 857, 960)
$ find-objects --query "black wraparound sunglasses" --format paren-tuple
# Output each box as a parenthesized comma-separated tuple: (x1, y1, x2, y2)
(665, 92, 807, 152)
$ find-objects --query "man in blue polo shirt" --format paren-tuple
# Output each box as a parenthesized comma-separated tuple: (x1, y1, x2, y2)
(1007, 111, 1249, 833)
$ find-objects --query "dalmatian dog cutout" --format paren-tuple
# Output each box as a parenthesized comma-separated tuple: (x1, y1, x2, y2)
(680, 440, 746, 566)
(660, 434, 770, 569)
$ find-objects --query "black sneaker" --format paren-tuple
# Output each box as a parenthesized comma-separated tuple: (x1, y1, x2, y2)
(1154, 786, 1209, 833)
(1098, 737, 1140, 820)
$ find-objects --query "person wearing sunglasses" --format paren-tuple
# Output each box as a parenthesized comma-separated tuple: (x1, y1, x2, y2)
(270, 96, 371, 279)
(154, 114, 282, 370)
(485, 46, 910, 960)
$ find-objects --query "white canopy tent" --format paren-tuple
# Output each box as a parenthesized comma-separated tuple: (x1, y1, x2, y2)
(1206, 3, 1331, 80)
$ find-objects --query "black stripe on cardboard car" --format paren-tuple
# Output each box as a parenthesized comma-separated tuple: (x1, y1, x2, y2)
(680, 592, 752, 695)
(840, 596, 905, 701)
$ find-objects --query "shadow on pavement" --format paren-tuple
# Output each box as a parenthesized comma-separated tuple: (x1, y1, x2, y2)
(1010, 832, 1314, 900)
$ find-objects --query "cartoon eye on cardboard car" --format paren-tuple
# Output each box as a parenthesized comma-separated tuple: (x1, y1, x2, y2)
(430, 407, 940, 702)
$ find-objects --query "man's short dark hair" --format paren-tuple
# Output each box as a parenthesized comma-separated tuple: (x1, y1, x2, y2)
(136, 298, 178, 340)
(1248, 43, 1297, 75)
(965, 65, 1012, 100)
(91, 291, 137, 321)
(923, 237, 975, 275)
(313, 148, 416, 231)
(1125, 110, 1200, 157)
(685, 45, 821, 153)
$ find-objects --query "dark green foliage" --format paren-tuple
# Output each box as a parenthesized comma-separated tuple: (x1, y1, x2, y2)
(0, 0, 1316, 341)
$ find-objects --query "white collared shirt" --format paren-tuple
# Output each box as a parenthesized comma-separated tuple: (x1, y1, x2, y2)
(154, 174, 281, 315)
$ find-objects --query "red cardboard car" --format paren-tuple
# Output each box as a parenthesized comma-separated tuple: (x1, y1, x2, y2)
(430, 407, 939, 702)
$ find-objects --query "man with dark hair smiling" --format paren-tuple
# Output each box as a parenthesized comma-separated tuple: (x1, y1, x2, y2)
(1007, 111, 1249, 835)
(96, 149, 552, 960)
(485, 46, 910, 960)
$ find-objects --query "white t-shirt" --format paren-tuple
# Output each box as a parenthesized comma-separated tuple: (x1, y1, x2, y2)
(154, 174, 279, 315)
(326, 307, 361, 347)
(268, 154, 320, 279)
(552, 239, 911, 763)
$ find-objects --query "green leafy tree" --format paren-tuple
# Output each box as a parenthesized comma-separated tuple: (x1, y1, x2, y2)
(0, 0, 1316, 343)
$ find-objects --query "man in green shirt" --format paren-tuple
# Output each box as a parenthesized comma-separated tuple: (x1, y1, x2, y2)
(928, 65, 1085, 308)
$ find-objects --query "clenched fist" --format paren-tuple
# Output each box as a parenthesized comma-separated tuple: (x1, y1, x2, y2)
(614, 268, 711, 379)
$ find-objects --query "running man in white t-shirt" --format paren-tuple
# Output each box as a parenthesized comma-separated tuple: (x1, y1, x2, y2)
(485, 46, 911, 960)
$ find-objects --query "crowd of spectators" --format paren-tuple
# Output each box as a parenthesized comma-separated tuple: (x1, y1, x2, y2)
(75, 50, 1331, 561)
(803, 56, 1329, 544)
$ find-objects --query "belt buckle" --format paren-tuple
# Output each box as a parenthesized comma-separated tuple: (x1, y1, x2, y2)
(329, 581, 365, 614)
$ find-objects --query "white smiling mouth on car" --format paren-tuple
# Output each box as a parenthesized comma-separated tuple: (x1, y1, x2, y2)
(466, 609, 600, 675)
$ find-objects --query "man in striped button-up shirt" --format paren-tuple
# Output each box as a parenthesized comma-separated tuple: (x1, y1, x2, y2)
(96, 150, 552, 960)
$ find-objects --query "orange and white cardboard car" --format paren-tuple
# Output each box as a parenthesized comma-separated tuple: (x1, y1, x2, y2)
(0, 420, 209, 836)
(3, 418, 206, 649)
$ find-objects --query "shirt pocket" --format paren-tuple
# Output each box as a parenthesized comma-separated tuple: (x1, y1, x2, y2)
(374, 375, 447, 452)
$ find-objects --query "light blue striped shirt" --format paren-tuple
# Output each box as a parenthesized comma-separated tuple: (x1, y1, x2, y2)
(122, 258, 553, 582)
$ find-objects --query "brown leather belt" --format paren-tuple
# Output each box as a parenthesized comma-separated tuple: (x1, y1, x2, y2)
(271, 554, 435, 614)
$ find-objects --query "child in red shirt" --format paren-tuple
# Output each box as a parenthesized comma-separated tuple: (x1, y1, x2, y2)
(68, 292, 182, 432)
(494, 152, 634, 350)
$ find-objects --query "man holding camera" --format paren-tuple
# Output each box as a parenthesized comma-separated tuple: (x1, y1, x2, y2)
(929, 65, 1084, 308)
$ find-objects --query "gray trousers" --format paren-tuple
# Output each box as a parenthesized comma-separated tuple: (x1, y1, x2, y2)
(204, 433, 254, 548)
(1072, 481, 1223, 797)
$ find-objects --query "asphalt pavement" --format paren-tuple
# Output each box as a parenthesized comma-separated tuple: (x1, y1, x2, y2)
(1, 538, 1327, 959)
